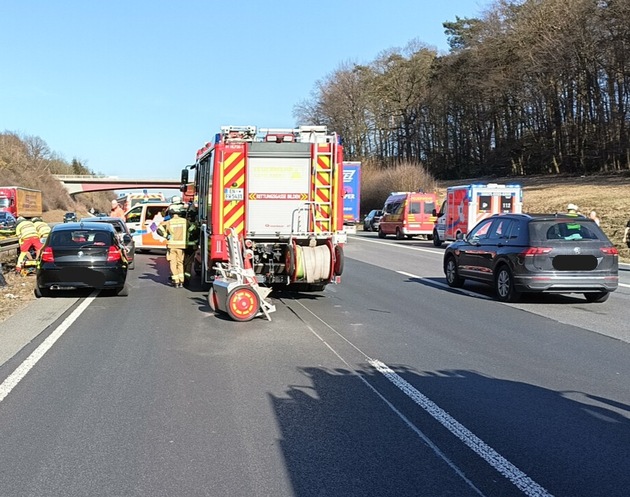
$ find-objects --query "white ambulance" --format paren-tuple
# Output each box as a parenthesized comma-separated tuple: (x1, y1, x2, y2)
(124, 201, 171, 252)
(432, 183, 522, 246)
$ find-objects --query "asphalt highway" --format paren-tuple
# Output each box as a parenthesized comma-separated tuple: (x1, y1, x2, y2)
(1, 234, 629, 497)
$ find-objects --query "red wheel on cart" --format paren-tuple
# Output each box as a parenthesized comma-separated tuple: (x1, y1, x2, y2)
(226, 285, 260, 322)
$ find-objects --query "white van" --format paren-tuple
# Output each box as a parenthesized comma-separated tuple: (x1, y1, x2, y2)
(124, 201, 171, 252)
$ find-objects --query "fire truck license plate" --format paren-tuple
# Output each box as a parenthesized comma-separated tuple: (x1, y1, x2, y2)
(224, 188, 244, 201)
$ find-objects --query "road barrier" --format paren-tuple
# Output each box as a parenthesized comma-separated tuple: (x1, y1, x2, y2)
(0, 237, 19, 258)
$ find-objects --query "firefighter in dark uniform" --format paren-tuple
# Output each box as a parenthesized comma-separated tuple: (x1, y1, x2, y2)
(183, 203, 200, 287)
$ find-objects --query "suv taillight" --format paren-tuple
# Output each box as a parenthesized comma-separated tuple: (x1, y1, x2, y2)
(600, 246, 618, 256)
(107, 246, 122, 262)
(521, 247, 552, 256)
(41, 246, 54, 262)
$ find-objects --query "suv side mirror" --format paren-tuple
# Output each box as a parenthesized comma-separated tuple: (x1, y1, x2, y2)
(432, 208, 437, 216)
(122, 234, 132, 244)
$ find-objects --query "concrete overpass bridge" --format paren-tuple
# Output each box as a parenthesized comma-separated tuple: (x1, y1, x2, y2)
(54, 175, 181, 196)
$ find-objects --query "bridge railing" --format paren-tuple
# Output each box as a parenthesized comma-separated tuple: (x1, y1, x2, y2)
(53, 174, 115, 179)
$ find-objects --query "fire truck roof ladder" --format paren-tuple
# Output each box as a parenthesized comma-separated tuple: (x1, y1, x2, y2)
(313, 144, 334, 234)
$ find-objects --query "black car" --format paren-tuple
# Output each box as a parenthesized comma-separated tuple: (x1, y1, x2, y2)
(63, 212, 78, 223)
(35, 222, 129, 297)
(363, 209, 383, 231)
(81, 216, 136, 269)
(443, 213, 618, 303)
(0, 211, 17, 230)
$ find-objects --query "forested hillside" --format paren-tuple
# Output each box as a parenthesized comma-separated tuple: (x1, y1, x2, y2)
(295, 0, 630, 179)
(0, 132, 113, 219)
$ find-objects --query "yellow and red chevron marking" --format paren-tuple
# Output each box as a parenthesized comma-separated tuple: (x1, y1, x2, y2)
(222, 152, 245, 189)
(312, 152, 333, 233)
(219, 151, 245, 236)
(317, 153, 331, 170)
(315, 173, 331, 203)
(315, 220, 328, 232)
(224, 201, 244, 236)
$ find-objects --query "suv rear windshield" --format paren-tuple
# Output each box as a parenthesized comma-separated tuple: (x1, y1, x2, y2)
(529, 220, 605, 242)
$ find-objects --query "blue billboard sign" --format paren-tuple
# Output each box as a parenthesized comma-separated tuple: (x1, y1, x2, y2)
(342, 162, 361, 223)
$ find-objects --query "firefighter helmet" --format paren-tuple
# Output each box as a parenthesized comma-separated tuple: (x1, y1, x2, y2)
(169, 203, 185, 216)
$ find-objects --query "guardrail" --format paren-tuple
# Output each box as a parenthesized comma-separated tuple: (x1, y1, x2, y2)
(0, 237, 19, 257)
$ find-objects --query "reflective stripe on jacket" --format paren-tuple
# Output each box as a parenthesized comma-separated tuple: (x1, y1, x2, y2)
(16, 220, 39, 242)
(34, 221, 51, 238)
(164, 216, 187, 249)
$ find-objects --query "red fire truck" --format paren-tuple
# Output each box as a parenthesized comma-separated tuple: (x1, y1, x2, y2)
(182, 125, 346, 296)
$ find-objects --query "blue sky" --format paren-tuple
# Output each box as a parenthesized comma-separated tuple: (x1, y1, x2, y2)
(1, 1, 485, 183)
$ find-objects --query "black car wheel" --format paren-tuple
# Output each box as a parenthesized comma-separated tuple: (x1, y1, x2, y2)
(584, 291, 609, 303)
(445, 256, 465, 288)
(395, 228, 403, 240)
(34, 286, 51, 298)
(378, 227, 386, 239)
(495, 265, 520, 303)
(116, 283, 129, 297)
(432, 229, 442, 247)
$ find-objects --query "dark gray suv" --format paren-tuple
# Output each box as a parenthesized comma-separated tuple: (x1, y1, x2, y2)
(443, 213, 619, 303)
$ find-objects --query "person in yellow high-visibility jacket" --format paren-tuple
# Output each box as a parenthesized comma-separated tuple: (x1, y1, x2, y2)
(157, 204, 188, 288)
(15, 217, 43, 269)
(32, 217, 51, 241)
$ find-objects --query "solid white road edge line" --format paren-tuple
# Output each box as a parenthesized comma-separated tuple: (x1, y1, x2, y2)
(294, 299, 553, 497)
(0, 293, 98, 405)
(352, 235, 444, 255)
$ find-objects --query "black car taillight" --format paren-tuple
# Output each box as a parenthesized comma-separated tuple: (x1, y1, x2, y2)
(41, 246, 54, 262)
(107, 246, 122, 262)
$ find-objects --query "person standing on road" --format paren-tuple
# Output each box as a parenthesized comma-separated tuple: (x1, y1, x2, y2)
(623, 218, 630, 248)
(183, 203, 199, 286)
(15, 217, 43, 270)
(157, 204, 188, 288)
(110, 199, 125, 219)
(589, 211, 600, 226)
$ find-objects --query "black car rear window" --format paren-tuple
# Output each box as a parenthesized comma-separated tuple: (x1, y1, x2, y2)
(530, 220, 605, 242)
(51, 230, 112, 246)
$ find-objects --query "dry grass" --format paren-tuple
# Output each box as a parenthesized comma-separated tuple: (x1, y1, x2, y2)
(0, 260, 36, 324)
